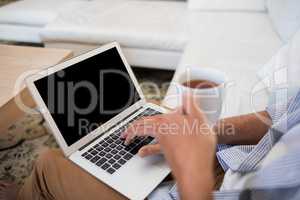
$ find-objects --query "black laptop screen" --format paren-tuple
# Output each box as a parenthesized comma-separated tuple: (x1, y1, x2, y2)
(34, 47, 141, 146)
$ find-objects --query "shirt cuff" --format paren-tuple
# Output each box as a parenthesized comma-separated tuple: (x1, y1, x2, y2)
(216, 145, 256, 171)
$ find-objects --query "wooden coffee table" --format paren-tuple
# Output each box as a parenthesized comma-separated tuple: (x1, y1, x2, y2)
(0, 44, 72, 133)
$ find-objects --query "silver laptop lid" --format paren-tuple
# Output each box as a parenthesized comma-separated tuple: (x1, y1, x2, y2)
(26, 43, 145, 156)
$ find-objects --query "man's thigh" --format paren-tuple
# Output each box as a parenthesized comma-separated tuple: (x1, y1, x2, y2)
(34, 149, 128, 200)
(29, 150, 225, 200)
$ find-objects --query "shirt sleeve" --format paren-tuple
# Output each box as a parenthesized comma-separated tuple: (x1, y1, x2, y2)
(213, 91, 300, 200)
(214, 139, 300, 200)
(214, 88, 286, 172)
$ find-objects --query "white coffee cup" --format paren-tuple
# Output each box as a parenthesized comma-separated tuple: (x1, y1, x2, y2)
(175, 67, 227, 125)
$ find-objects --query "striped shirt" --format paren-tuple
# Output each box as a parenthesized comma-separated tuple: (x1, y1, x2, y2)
(149, 89, 300, 200)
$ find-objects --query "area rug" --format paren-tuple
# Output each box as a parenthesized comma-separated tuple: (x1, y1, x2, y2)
(0, 67, 173, 185)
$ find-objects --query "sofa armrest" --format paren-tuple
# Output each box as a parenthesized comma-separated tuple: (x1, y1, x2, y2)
(188, 0, 266, 12)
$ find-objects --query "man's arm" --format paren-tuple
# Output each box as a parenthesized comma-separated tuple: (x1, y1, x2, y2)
(175, 138, 215, 200)
(134, 111, 272, 157)
(215, 111, 272, 145)
(124, 94, 217, 200)
(164, 111, 272, 200)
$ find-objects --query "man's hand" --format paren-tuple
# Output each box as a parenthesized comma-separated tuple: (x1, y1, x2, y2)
(122, 93, 216, 200)
(137, 143, 161, 157)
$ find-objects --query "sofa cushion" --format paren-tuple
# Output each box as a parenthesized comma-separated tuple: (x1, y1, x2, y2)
(163, 12, 282, 116)
(182, 12, 282, 71)
(0, 0, 79, 26)
(258, 29, 300, 100)
(267, 0, 300, 42)
(188, 0, 266, 11)
(0, 24, 42, 43)
(257, 44, 288, 92)
(41, 0, 188, 51)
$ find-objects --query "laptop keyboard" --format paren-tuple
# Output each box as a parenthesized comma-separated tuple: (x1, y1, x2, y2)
(81, 108, 161, 174)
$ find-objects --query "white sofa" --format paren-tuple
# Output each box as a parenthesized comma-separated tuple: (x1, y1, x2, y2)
(0, 0, 281, 70)
(164, 11, 282, 117)
(0, 0, 81, 43)
(1, 0, 298, 117)
(42, 0, 188, 70)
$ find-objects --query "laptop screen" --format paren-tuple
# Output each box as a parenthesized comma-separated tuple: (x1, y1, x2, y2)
(34, 47, 141, 146)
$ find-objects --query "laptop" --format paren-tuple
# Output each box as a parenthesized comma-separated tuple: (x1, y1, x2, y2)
(26, 42, 171, 200)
